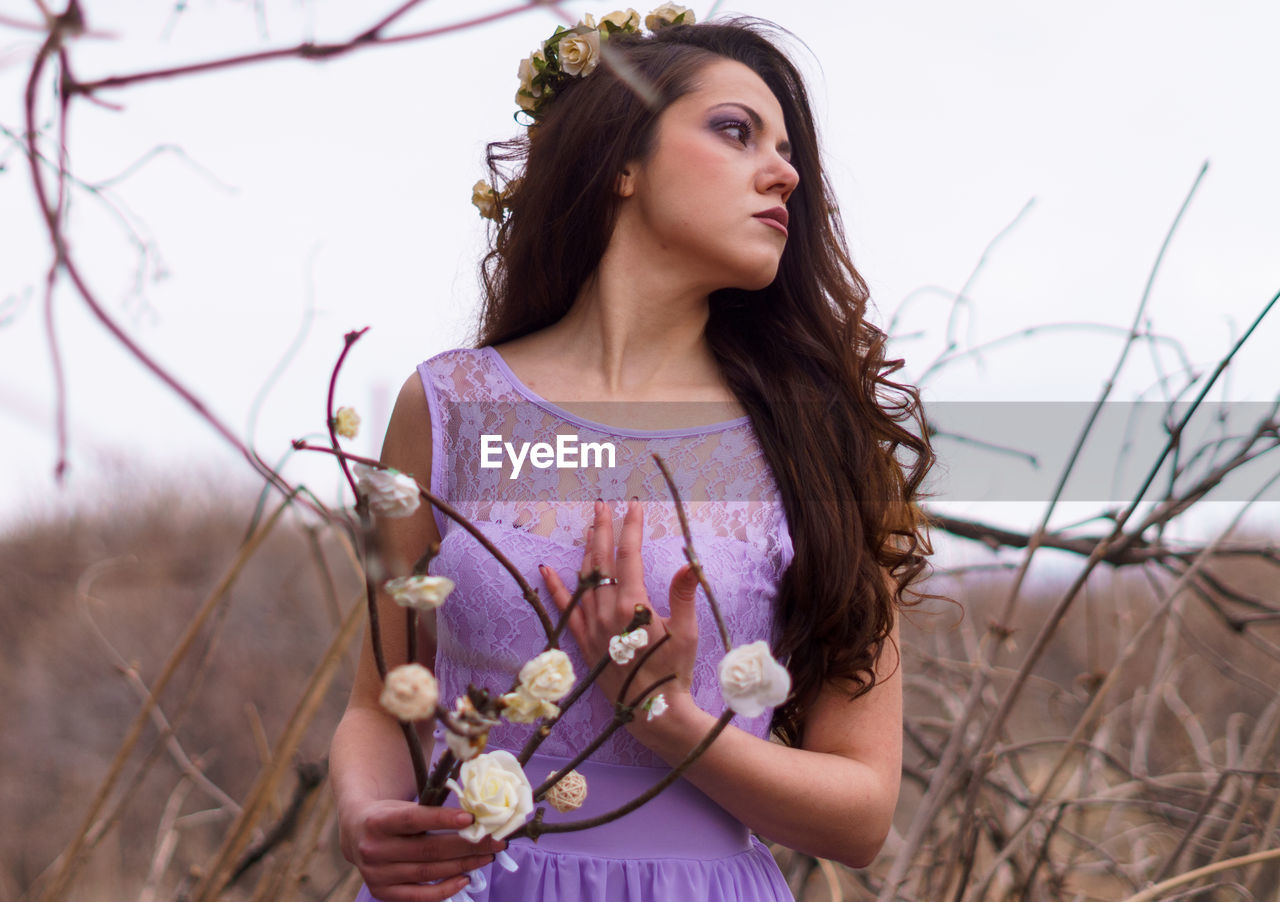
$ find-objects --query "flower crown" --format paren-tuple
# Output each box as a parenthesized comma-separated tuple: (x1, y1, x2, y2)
(472, 4, 696, 222)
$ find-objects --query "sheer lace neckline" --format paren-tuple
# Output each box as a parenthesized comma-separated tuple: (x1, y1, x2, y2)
(481, 345, 751, 438)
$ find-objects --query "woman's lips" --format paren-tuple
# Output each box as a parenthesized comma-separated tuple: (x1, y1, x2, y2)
(753, 214, 788, 236)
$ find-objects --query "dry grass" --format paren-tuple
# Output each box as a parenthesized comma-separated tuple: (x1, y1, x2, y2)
(4, 482, 1279, 901)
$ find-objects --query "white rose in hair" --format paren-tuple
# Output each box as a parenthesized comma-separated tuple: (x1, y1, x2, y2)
(379, 663, 439, 721)
(385, 575, 454, 610)
(446, 750, 535, 842)
(645, 2, 695, 31)
(601, 9, 641, 31)
(559, 28, 601, 77)
(353, 463, 421, 518)
(518, 649, 575, 701)
(717, 640, 791, 717)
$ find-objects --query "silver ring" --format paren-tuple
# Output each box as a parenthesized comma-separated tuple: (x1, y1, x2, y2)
(597, 577, 620, 588)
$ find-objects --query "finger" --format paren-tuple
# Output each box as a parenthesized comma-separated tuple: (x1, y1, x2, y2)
(591, 499, 616, 585)
(577, 519, 600, 633)
(615, 497, 645, 609)
(367, 874, 474, 902)
(667, 563, 700, 647)
(540, 564, 586, 646)
(366, 852, 496, 887)
(368, 803, 473, 837)
(590, 499, 621, 632)
(361, 831, 506, 865)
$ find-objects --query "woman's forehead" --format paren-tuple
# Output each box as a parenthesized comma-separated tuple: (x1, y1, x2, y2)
(675, 59, 786, 123)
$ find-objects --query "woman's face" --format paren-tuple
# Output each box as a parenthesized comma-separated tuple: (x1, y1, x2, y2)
(618, 57, 800, 292)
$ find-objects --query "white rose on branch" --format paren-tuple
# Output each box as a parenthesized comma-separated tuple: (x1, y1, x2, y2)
(608, 627, 648, 664)
(717, 640, 791, 717)
(500, 686, 559, 723)
(385, 574, 454, 611)
(446, 749, 535, 842)
(379, 663, 438, 721)
(518, 649, 575, 701)
(333, 406, 360, 439)
(353, 463, 421, 517)
(644, 692, 668, 721)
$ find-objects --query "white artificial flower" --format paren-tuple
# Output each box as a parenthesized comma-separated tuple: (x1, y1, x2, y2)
(559, 28, 601, 77)
(644, 2, 694, 30)
(608, 628, 649, 664)
(577, 13, 598, 28)
(500, 686, 559, 723)
(609, 634, 635, 664)
(515, 49, 545, 112)
(600, 8, 641, 31)
(385, 575, 455, 611)
(445, 696, 494, 762)
(379, 663, 439, 721)
(717, 640, 791, 718)
(545, 769, 589, 813)
(446, 750, 535, 842)
(518, 649, 575, 702)
(334, 406, 360, 439)
(353, 463, 421, 518)
(471, 179, 502, 221)
(645, 692, 668, 721)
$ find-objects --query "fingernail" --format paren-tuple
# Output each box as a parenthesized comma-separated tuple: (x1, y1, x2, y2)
(456, 811, 473, 827)
(631, 495, 639, 503)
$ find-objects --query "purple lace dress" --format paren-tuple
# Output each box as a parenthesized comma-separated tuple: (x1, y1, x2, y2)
(357, 346, 796, 901)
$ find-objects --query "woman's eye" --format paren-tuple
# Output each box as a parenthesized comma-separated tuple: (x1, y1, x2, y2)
(719, 120, 752, 144)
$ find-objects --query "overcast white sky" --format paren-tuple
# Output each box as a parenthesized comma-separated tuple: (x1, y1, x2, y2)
(2, 1, 1277, 553)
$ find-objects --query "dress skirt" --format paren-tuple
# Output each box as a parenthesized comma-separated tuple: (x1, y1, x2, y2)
(355, 751, 794, 902)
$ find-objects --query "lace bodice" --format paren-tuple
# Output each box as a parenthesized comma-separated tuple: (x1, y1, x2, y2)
(422, 346, 795, 767)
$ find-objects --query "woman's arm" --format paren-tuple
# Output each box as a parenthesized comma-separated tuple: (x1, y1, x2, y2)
(630, 616, 902, 869)
(329, 373, 504, 901)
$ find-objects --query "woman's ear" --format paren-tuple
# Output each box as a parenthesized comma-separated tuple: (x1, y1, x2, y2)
(615, 165, 636, 198)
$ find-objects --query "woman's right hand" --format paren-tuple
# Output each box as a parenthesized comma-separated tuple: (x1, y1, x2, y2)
(340, 798, 508, 902)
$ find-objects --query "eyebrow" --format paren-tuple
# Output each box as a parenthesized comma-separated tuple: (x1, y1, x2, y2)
(708, 102, 792, 160)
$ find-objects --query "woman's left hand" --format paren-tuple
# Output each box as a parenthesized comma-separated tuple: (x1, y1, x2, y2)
(539, 498, 702, 726)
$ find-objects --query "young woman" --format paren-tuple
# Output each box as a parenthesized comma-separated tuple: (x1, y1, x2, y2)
(330, 12, 934, 901)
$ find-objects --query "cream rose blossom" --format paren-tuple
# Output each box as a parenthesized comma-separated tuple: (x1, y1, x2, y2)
(334, 406, 360, 439)
(645, 2, 694, 30)
(558, 28, 601, 77)
(353, 463, 421, 518)
(717, 640, 791, 717)
(644, 692, 668, 721)
(385, 574, 455, 611)
(601, 8, 640, 30)
(446, 750, 535, 842)
(500, 686, 559, 723)
(515, 50, 545, 112)
(518, 649, 575, 701)
(608, 628, 649, 664)
(379, 663, 438, 721)
(545, 769, 589, 813)
(471, 179, 502, 221)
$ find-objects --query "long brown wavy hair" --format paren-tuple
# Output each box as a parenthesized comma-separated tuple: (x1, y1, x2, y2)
(472, 18, 936, 747)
